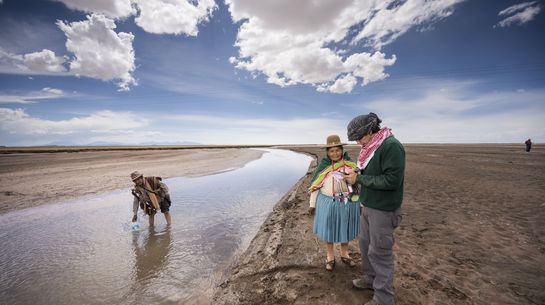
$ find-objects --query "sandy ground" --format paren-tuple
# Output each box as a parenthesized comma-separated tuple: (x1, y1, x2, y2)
(0, 148, 264, 214)
(212, 144, 545, 305)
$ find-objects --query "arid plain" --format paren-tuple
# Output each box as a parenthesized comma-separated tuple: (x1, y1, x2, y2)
(1, 144, 544, 305)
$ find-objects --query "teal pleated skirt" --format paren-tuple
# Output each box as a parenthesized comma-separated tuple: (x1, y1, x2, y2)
(313, 191, 360, 243)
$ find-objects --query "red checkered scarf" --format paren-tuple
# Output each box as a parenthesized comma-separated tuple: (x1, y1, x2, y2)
(357, 127, 393, 169)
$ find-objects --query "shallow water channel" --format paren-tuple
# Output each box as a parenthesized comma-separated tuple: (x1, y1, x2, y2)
(0, 149, 312, 305)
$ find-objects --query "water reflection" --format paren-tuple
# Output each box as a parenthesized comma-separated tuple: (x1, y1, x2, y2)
(133, 228, 172, 282)
(0, 149, 312, 305)
(124, 227, 175, 305)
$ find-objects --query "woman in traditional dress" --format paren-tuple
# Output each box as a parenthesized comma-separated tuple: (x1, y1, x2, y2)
(309, 134, 360, 271)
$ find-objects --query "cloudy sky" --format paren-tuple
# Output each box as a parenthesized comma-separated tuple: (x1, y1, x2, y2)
(0, 0, 544, 146)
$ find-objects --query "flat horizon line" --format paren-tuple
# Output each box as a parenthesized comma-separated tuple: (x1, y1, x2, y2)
(0, 142, 541, 154)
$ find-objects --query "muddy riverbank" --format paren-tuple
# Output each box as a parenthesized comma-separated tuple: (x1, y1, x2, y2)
(212, 144, 545, 305)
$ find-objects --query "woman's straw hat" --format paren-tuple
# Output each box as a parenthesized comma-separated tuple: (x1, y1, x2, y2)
(325, 134, 345, 148)
(130, 171, 143, 181)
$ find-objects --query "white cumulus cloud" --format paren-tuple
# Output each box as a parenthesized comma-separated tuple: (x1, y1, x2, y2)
(53, 0, 135, 18)
(227, 0, 463, 94)
(345, 51, 397, 85)
(0, 14, 136, 90)
(23, 49, 67, 73)
(494, 1, 542, 28)
(0, 48, 67, 74)
(132, 0, 216, 36)
(318, 73, 357, 94)
(0, 48, 28, 74)
(57, 14, 137, 91)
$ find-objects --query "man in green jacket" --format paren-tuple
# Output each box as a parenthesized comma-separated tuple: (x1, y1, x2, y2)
(345, 112, 405, 305)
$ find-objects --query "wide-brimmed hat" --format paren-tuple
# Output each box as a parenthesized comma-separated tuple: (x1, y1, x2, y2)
(130, 171, 143, 181)
(325, 134, 345, 148)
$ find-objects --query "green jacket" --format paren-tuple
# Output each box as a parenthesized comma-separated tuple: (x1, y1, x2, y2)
(356, 136, 405, 211)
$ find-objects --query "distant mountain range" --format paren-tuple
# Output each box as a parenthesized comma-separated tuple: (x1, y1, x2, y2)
(45, 140, 201, 146)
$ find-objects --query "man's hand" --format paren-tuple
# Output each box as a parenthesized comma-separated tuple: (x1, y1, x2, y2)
(345, 168, 357, 185)
(132, 214, 137, 222)
(309, 207, 315, 216)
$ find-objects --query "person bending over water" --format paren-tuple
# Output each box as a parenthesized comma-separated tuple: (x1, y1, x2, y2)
(130, 171, 172, 226)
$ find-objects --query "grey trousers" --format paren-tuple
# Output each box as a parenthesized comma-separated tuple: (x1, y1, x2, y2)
(359, 206, 402, 305)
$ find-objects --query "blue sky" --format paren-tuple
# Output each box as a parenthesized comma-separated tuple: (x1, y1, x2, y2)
(0, 0, 544, 145)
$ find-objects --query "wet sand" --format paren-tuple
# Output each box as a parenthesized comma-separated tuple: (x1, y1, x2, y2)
(212, 144, 545, 305)
(0, 148, 264, 214)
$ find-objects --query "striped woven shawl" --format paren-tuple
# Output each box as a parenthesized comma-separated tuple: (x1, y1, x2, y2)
(309, 160, 358, 192)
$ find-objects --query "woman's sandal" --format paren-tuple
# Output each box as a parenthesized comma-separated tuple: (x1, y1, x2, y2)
(325, 258, 336, 271)
(340, 256, 356, 267)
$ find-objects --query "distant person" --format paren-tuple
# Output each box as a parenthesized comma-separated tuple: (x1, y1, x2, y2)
(130, 171, 172, 226)
(525, 138, 532, 152)
(309, 135, 360, 271)
(345, 113, 405, 305)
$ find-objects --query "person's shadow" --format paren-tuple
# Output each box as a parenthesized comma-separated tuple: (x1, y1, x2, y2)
(132, 227, 172, 282)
